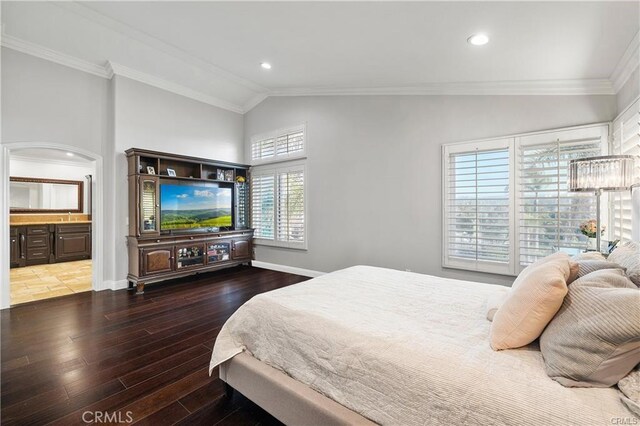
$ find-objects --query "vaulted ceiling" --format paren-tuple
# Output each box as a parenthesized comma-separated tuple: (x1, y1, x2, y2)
(2, 1, 638, 113)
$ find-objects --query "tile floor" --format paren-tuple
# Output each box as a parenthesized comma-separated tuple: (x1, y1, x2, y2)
(10, 260, 92, 305)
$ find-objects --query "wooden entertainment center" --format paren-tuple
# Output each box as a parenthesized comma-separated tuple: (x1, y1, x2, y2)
(126, 148, 253, 294)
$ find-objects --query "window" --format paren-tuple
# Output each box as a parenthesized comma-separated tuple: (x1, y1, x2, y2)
(443, 139, 513, 275)
(277, 168, 305, 243)
(251, 174, 275, 240)
(610, 99, 639, 242)
(251, 126, 305, 163)
(443, 124, 608, 276)
(251, 164, 306, 248)
(517, 127, 604, 268)
(250, 124, 307, 249)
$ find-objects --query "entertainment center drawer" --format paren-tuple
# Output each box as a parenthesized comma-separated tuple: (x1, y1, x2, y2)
(139, 238, 177, 247)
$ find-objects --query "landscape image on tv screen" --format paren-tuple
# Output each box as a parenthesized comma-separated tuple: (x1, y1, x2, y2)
(160, 184, 232, 230)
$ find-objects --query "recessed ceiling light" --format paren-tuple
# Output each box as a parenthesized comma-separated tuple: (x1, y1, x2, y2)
(66, 152, 74, 157)
(261, 62, 272, 70)
(467, 33, 489, 46)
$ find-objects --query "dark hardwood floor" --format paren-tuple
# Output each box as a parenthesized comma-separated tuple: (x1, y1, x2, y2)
(1, 266, 309, 425)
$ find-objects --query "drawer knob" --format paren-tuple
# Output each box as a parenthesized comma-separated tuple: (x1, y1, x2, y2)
(59, 236, 63, 239)
(156, 239, 161, 243)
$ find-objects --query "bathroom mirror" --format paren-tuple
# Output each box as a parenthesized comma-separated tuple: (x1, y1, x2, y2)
(10, 177, 84, 213)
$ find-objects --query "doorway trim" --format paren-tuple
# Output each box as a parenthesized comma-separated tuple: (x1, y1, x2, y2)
(1, 142, 104, 309)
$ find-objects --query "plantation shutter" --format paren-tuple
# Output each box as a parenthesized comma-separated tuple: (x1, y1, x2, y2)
(276, 130, 305, 157)
(277, 167, 305, 244)
(251, 173, 275, 239)
(251, 163, 306, 248)
(251, 137, 275, 161)
(443, 139, 513, 275)
(516, 125, 607, 269)
(250, 124, 307, 249)
(252, 126, 305, 163)
(610, 100, 639, 242)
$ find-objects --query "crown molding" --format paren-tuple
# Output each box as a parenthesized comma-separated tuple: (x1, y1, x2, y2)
(1, 31, 625, 117)
(0, 31, 110, 78)
(267, 79, 616, 98)
(610, 31, 639, 93)
(106, 61, 245, 114)
(54, 1, 267, 94)
(243, 92, 270, 112)
(0, 30, 246, 113)
(0, 32, 246, 113)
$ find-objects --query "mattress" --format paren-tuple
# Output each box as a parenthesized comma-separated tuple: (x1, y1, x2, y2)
(210, 265, 634, 425)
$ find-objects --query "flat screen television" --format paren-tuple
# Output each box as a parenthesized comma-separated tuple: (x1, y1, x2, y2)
(160, 182, 232, 231)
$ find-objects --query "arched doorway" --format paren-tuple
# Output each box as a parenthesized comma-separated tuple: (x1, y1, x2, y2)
(0, 142, 104, 308)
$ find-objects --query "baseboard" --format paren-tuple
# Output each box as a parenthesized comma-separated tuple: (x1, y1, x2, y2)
(99, 279, 129, 291)
(251, 261, 325, 278)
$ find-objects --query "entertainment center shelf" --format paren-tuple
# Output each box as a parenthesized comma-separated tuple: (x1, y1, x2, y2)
(126, 148, 252, 294)
(133, 152, 242, 182)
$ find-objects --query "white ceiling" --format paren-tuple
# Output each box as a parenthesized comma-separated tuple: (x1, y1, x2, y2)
(1, 1, 638, 113)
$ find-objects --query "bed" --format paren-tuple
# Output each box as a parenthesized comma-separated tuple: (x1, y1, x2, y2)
(210, 265, 634, 425)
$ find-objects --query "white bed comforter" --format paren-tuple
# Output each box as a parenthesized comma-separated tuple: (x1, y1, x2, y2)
(210, 265, 633, 425)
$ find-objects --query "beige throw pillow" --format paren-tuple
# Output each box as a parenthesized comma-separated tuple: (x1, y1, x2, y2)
(490, 252, 576, 350)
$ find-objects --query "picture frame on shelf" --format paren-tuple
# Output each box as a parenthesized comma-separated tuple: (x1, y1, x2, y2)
(146, 166, 156, 175)
(225, 170, 234, 181)
(166, 168, 177, 177)
(217, 169, 225, 180)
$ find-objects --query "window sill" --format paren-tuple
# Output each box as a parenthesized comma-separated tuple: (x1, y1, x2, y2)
(251, 155, 307, 167)
(254, 238, 307, 251)
(442, 259, 516, 277)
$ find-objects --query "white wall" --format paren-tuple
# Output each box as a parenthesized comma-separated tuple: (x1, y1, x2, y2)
(616, 67, 639, 114)
(244, 95, 617, 285)
(1, 48, 108, 154)
(9, 156, 95, 213)
(112, 75, 244, 283)
(1, 47, 112, 303)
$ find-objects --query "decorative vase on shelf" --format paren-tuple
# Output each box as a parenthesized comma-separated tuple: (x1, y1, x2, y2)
(587, 237, 598, 251)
